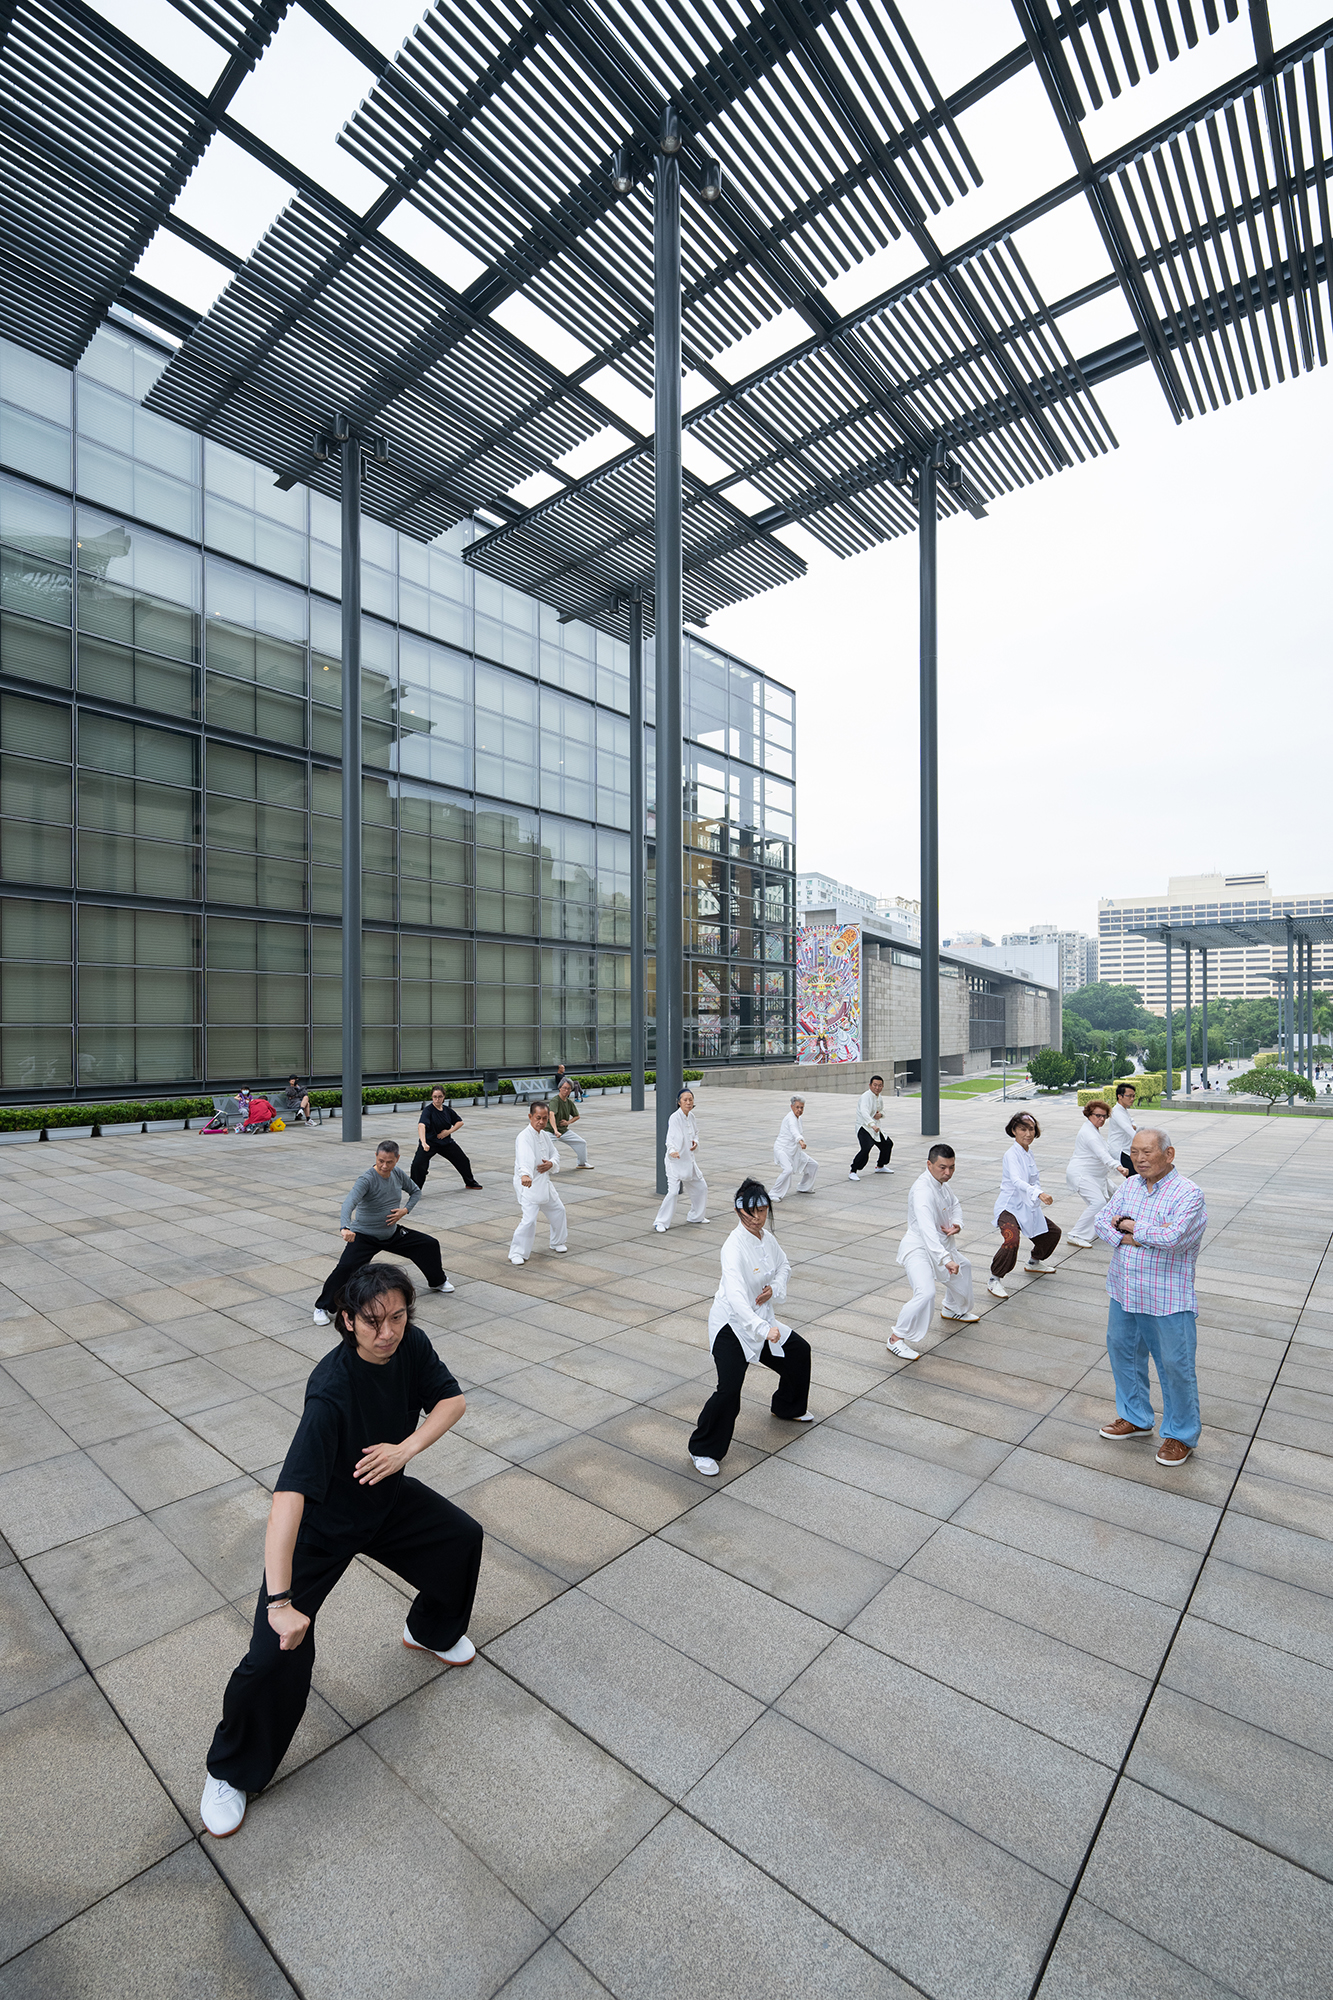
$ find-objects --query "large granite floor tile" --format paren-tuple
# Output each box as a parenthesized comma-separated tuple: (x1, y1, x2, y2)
(0, 1843, 295, 1998)
(0, 1675, 187, 1963)
(0, 1449, 139, 1558)
(462, 1466, 644, 1581)
(1079, 1780, 1333, 1998)
(579, 1536, 832, 1700)
(148, 1474, 271, 1599)
(850, 1572, 1150, 1764)
(686, 1708, 1067, 2000)
(829, 1395, 1016, 1476)
(210, 1733, 545, 1998)
(559, 1810, 912, 1999)
(590, 1403, 763, 1485)
(366, 1656, 668, 1925)
(952, 1482, 1202, 1605)
(1190, 1558, 1333, 1669)
(522, 1434, 703, 1530)
(0, 1397, 73, 1475)
(0, 1563, 83, 1717)
(780, 1633, 1113, 1881)
(454, 1388, 580, 1463)
(487, 1587, 762, 1798)
(86, 1418, 239, 1510)
(1035, 1895, 1252, 1999)
(495, 1939, 613, 1999)
(992, 1447, 1220, 1549)
(27, 1513, 224, 1667)
(1208, 1509, 1333, 1597)
(178, 1394, 300, 1472)
(774, 1421, 984, 1518)
(660, 1489, 892, 1625)
(1163, 1612, 1333, 1758)
(721, 1453, 941, 1566)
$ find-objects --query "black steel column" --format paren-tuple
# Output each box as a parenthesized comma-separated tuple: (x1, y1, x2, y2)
(340, 428, 363, 1143)
(1184, 945, 1192, 1095)
(918, 452, 940, 1138)
(653, 126, 683, 1195)
(1287, 918, 1296, 1099)
(1164, 930, 1173, 1101)
(1308, 939, 1315, 1082)
(628, 590, 646, 1115)
(1200, 949, 1208, 1089)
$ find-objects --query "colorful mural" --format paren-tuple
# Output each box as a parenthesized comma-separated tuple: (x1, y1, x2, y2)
(796, 922, 862, 1064)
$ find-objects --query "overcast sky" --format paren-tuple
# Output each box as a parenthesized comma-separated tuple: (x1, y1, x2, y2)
(99, 0, 1333, 942)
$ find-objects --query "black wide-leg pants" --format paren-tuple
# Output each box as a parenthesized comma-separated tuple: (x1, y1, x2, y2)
(206, 1478, 483, 1794)
(315, 1226, 445, 1311)
(410, 1137, 478, 1190)
(850, 1127, 894, 1172)
(689, 1324, 811, 1463)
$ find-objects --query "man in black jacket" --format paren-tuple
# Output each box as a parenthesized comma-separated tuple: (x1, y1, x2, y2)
(410, 1085, 482, 1192)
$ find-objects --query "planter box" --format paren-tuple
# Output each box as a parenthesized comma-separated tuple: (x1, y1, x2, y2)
(187, 1116, 214, 1129)
(47, 1125, 94, 1140)
(0, 1129, 41, 1145)
(145, 1118, 186, 1132)
(100, 1121, 145, 1136)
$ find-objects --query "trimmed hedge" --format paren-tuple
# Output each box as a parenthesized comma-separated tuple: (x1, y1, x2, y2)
(1078, 1071, 1181, 1110)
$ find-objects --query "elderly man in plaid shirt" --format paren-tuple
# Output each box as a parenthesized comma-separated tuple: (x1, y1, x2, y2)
(1094, 1126, 1206, 1468)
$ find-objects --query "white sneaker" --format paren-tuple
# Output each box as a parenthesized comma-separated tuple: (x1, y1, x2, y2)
(874, 1166, 894, 1174)
(403, 1622, 476, 1665)
(797, 1411, 816, 1423)
(654, 1224, 669, 1233)
(508, 1255, 526, 1266)
(553, 1245, 568, 1254)
(686, 1217, 710, 1225)
(312, 1307, 331, 1326)
(691, 1455, 720, 1475)
(940, 1310, 980, 1323)
(987, 1277, 1009, 1299)
(1024, 1261, 1051, 1274)
(200, 1774, 247, 1838)
(428, 1280, 455, 1293)
(1067, 1237, 1095, 1249)
(848, 1169, 860, 1181)
(886, 1334, 919, 1359)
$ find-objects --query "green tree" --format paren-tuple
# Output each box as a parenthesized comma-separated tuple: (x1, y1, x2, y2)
(1062, 1009, 1092, 1057)
(1113, 1032, 1131, 1074)
(1030, 1048, 1075, 1091)
(1229, 1067, 1316, 1113)
(1065, 982, 1152, 1031)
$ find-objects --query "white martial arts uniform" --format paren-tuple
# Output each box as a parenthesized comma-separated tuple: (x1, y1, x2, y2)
(655, 1107, 707, 1228)
(708, 1223, 792, 1361)
(1106, 1101, 1136, 1171)
(993, 1141, 1047, 1237)
(771, 1108, 818, 1201)
(1065, 1120, 1123, 1241)
(893, 1170, 973, 1343)
(509, 1124, 567, 1259)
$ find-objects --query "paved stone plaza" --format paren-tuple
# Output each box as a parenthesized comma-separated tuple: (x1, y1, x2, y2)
(1, 1086, 1331, 1998)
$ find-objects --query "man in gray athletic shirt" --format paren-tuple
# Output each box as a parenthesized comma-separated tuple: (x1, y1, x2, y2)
(313, 1139, 452, 1326)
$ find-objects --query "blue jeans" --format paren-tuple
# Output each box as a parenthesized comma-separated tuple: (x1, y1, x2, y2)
(1106, 1300, 1200, 1446)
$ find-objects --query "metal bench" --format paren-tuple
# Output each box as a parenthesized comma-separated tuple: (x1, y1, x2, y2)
(510, 1076, 552, 1105)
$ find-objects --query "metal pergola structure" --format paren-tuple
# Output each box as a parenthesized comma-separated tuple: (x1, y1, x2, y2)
(1, 0, 1329, 1159)
(1125, 916, 1333, 1098)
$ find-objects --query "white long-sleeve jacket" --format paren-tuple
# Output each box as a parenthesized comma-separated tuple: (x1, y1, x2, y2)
(1106, 1102, 1136, 1162)
(664, 1107, 701, 1178)
(1066, 1120, 1121, 1194)
(774, 1109, 807, 1162)
(993, 1140, 1046, 1235)
(856, 1089, 887, 1137)
(897, 1170, 964, 1274)
(708, 1222, 791, 1362)
(513, 1124, 561, 1192)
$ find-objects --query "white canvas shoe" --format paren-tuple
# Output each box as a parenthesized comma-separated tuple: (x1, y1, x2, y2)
(428, 1280, 455, 1293)
(940, 1310, 980, 1323)
(886, 1334, 919, 1359)
(797, 1411, 816, 1422)
(1024, 1261, 1052, 1275)
(403, 1622, 476, 1665)
(200, 1774, 247, 1838)
(1067, 1237, 1095, 1249)
(691, 1455, 720, 1475)
(848, 1169, 860, 1181)
(508, 1254, 526, 1266)
(654, 1224, 669, 1233)
(987, 1277, 1009, 1299)
(874, 1166, 894, 1174)
(553, 1244, 568, 1254)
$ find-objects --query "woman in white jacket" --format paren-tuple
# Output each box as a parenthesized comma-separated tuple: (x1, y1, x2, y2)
(688, 1178, 815, 1473)
(654, 1087, 708, 1231)
(1065, 1100, 1128, 1248)
(987, 1111, 1061, 1299)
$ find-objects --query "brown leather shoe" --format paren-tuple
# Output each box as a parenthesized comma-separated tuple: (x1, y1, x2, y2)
(1156, 1438, 1193, 1466)
(1099, 1417, 1155, 1440)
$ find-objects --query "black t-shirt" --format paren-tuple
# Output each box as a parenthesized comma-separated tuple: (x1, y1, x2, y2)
(419, 1101, 461, 1144)
(277, 1325, 461, 1550)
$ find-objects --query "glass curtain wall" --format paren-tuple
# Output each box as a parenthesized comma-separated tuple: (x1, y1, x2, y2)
(0, 320, 797, 1096)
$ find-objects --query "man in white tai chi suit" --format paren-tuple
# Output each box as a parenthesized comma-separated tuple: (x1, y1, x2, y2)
(770, 1094, 818, 1201)
(508, 1103, 568, 1265)
(849, 1076, 894, 1179)
(655, 1087, 708, 1232)
(887, 1143, 978, 1359)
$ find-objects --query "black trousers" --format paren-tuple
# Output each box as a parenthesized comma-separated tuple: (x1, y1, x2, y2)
(851, 1126, 894, 1172)
(410, 1136, 478, 1190)
(316, 1226, 445, 1311)
(991, 1209, 1062, 1278)
(689, 1324, 812, 1463)
(1120, 1151, 1135, 1178)
(207, 1478, 483, 1794)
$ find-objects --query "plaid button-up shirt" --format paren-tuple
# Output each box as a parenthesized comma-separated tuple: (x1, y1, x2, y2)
(1094, 1166, 1206, 1316)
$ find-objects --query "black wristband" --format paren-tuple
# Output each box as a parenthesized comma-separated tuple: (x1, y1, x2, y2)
(265, 1590, 292, 1608)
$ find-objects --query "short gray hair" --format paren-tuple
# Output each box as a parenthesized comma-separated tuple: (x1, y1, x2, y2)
(1135, 1126, 1172, 1153)
(790, 1094, 805, 1106)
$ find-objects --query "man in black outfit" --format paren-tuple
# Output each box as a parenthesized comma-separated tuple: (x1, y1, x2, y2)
(200, 1263, 483, 1838)
(410, 1085, 481, 1191)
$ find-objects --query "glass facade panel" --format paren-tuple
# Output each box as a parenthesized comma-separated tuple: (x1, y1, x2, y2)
(0, 326, 796, 1094)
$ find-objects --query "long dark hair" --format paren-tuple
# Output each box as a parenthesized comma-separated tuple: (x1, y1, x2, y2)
(336, 1262, 416, 1347)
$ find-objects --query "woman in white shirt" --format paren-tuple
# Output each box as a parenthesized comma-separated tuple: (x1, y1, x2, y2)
(688, 1178, 815, 1473)
(988, 1111, 1061, 1299)
(654, 1087, 708, 1231)
(1065, 1101, 1128, 1248)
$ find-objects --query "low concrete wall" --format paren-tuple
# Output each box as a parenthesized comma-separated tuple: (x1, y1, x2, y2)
(702, 1060, 904, 1095)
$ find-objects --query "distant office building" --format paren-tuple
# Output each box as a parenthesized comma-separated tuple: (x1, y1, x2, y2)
(875, 893, 921, 940)
(1002, 926, 1098, 995)
(943, 930, 994, 949)
(1098, 873, 1333, 1014)
(796, 874, 921, 937)
(957, 939, 1063, 994)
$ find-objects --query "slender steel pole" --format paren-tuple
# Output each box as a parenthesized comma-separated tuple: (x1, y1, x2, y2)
(653, 140, 683, 1196)
(340, 429, 363, 1143)
(1164, 931, 1173, 1102)
(1184, 944, 1192, 1096)
(1200, 949, 1208, 1090)
(1287, 918, 1296, 1101)
(918, 453, 940, 1138)
(629, 591, 646, 1115)
(1308, 939, 1315, 1082)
